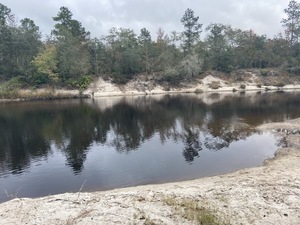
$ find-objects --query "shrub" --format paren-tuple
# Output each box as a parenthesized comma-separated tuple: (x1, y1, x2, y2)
(30, 73, 49, 85)
(194, 88, 203, 93)
(111, 74, 130, 84)
(274, 82, 285, 87)
(76, 76, 93, 91)
(163, 68, 183, 86)
(260, 69, 270, 76)
(208, 81, 221, 89)
(288, 66, 300, 75)
(240, 84, 246, 89)
(178, 54, 203, 79)
(0, 77, 24, 98)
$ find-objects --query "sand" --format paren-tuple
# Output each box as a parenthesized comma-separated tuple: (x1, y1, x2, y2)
(83, 74, 300, 98)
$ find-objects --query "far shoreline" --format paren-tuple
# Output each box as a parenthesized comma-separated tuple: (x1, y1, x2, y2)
(2, 77, 300, 102)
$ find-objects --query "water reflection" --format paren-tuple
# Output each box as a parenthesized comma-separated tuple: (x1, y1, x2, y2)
(0, 92, 300, 176)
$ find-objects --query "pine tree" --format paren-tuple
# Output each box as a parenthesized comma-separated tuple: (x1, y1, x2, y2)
(181, 8, 202, 54)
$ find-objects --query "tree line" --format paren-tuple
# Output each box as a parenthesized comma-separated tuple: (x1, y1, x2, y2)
(0, 1, 300, 88)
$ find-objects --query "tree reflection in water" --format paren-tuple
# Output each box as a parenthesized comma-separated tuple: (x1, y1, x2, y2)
(181, 126, 202, 163)
(1, 92, 300, 174)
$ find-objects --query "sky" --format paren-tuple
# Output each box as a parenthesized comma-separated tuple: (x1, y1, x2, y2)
(1, 0, 288, 39)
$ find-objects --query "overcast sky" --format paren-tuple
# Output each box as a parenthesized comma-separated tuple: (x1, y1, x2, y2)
(1, 0, 288, 39)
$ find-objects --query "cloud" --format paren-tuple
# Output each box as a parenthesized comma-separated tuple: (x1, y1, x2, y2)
(1, 0, 287, 39)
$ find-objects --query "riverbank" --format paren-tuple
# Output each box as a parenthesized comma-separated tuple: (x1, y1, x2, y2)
(0, 119, 299, 225)
(2, 70, 300, 101)
(85, 72, 300, 98)
(0, 88, 90, 102)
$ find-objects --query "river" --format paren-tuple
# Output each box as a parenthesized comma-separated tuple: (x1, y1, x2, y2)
(1, 92, 300, 202)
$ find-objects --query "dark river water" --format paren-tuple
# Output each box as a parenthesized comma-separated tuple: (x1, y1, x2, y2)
(1, 92, 300, 203)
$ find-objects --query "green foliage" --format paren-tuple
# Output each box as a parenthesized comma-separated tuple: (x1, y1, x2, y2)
(57, 34, 91, 80)
(52, 6, 89, 41)
(52, 7, 91, 82)
(178, 53, 203, 79)
(0, 3, 11, 26)
(31, 73, 49, 85)
(118, 48, 141, 75)
(31, 45, 59, 84)
(0, 4, 42, 80)
(163, 68, 183, 85)
(1, 3, 300, 91)
(181, 8, 202, 54)
(18, 18, 43, 78)
(138, 28, 153, 73)
(0, 77, 23, 98)
(287, 66, 300, 74)
(281, 0, 300, 46)
(75, 76, 93, 91)
(89, 38, 107, 75)
(104, 27, 141, 76)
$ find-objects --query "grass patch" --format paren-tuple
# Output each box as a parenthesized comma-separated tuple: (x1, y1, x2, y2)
(0, 77, 87, 100)
(18, 90, 55, 100)
(163, 197, 229, 225)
